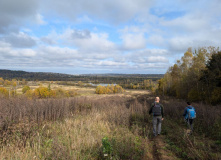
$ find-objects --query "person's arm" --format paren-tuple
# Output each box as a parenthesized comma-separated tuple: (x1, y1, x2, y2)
(161, 104, 164, 120)
(183, 108, 187, 117)
(149, 103, 153, 115)
(161, 104, 164, 118)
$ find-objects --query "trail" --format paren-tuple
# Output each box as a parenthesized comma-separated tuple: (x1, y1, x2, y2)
(134, 94, 180, 160)
(151, 136, 179, 160)
(142, 134, 179, 160)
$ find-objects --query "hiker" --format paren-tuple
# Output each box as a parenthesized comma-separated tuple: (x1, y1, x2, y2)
(183, 102, 196, 134)
(149, 97, 164, 137)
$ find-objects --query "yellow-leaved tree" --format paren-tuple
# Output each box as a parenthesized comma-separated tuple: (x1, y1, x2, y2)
(0, 87, 9, 97)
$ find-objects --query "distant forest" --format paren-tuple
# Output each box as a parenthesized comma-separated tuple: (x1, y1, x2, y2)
(0, 69, 163, 83)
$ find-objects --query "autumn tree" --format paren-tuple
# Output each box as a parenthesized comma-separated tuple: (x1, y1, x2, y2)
(0, 77, 4, 85)
(114, 85, 124, 93)
(0, 87, 9, 97)
(22, 85, 31, 94)
(4, 80, 11, 86)
(158, 46, 220, 104)
(95, 85, 124, 94)
(200, 51, 221, 104)
(95, 85, 106, 94)
(33, 87, 50, 98)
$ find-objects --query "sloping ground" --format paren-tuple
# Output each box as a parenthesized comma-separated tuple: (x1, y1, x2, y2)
(151, 136, 180, 160)
(0, 92, 220, 159)
(162, 119, 221, 160)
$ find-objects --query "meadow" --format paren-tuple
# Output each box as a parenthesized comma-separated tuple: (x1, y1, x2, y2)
(0, 81, 220, 160)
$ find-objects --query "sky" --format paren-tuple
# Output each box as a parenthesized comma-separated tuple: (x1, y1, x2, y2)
(0, 0, 221, 74)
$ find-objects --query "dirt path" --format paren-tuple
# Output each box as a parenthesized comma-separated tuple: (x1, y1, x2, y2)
(143, 135, 179, 160)
(151, 136, 179, 160)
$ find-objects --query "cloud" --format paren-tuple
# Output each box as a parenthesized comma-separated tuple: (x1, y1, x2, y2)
(35, 13, 47, 25)
(60, 28, 116, 52)
(72, 30, 91, 39)
(120, 33, 146, 50)
(147, 56, 168, 63)
(41, 37, 56, 45)
(147, 35, 165, 47)
(161, 13, 210, 33)
(0, 41, 36, 58)
(1, 0, 221, 74)
(0, 0, 38, 33)
(2, 32, 37, 48)
(42, 0, 153, 23)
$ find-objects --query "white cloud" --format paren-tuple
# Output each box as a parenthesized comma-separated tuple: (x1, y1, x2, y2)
(147, 35, 165, 47)
(1, 0, 221, 74)
(60, 28, 116, 52)
(35, 13, 47, 25)
(121, 33, 146, 50)
(161, 13, 210, 32)
(76, 15, 93, 23)
(147, 56, 168, 63)
(42, 0, 153, 23)
(0, 41, 36, 58)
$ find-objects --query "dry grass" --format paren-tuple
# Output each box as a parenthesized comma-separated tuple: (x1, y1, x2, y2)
(159, 98, 221, 159)
(15, 81, 151, 97)
(0, 95, 152, 159)
(1, 87, 220, 160)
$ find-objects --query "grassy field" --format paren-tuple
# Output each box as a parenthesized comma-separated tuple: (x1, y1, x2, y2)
(15, 81, 150, 97)
(0, 82, 220, 159)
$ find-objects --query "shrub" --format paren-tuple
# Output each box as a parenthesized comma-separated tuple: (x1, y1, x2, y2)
(96, 85, 124, 94)
(33, 87, 50, 98)
(0, 87, 8, 97)
(25, 89, 33, 98)
(55, 88, 66, 97)
(22, 85, 30, 94)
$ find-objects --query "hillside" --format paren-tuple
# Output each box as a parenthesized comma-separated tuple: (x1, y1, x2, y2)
(0, 91, 220, 159)
(0, 69, 163, 81)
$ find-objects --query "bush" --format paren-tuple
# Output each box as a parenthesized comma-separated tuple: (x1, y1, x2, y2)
(22, 85, 30, 94)
(188, 88, 200, 101)
(96, 84, 124, 94)
(0, 87, 8, 97)
(33, 87, 50, 98)
(211, 87, 221, 104)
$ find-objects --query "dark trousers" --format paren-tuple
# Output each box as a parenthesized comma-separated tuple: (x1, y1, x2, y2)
(185, 118, 194, 132)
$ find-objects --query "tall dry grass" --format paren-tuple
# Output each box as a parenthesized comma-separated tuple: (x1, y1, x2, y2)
(0, 96, 152, 159)
(161, 98, 221, 139)
(1, 95, 220, 159)
(159, 98, 221, 159)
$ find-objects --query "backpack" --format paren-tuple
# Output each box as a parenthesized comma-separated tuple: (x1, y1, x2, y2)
(186, 107, 196, 119)
(152, 103, 161, 116)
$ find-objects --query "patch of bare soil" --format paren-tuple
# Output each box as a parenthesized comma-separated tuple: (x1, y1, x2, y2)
(151, 136, 180, 160)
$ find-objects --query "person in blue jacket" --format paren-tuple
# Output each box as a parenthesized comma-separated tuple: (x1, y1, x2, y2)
(183, 102, 196, 134)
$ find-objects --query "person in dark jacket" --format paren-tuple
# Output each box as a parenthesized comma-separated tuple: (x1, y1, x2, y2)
(183, 102, 196, 134)
(149, 97, 164, 137)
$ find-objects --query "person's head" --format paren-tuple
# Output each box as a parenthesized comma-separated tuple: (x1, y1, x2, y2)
(155, 97, 160, 103)
(187, 102, 191, 105)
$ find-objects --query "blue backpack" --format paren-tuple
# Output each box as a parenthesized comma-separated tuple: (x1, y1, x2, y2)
(186, 107, 196, 119)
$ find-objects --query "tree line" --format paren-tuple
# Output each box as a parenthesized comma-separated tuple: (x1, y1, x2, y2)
(158, 46, 221, 104)
(0, 69, 163, 82)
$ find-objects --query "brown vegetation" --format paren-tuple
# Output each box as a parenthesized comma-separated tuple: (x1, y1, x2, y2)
(0, 96, 150, 159)
(0, 94, 220, 159)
